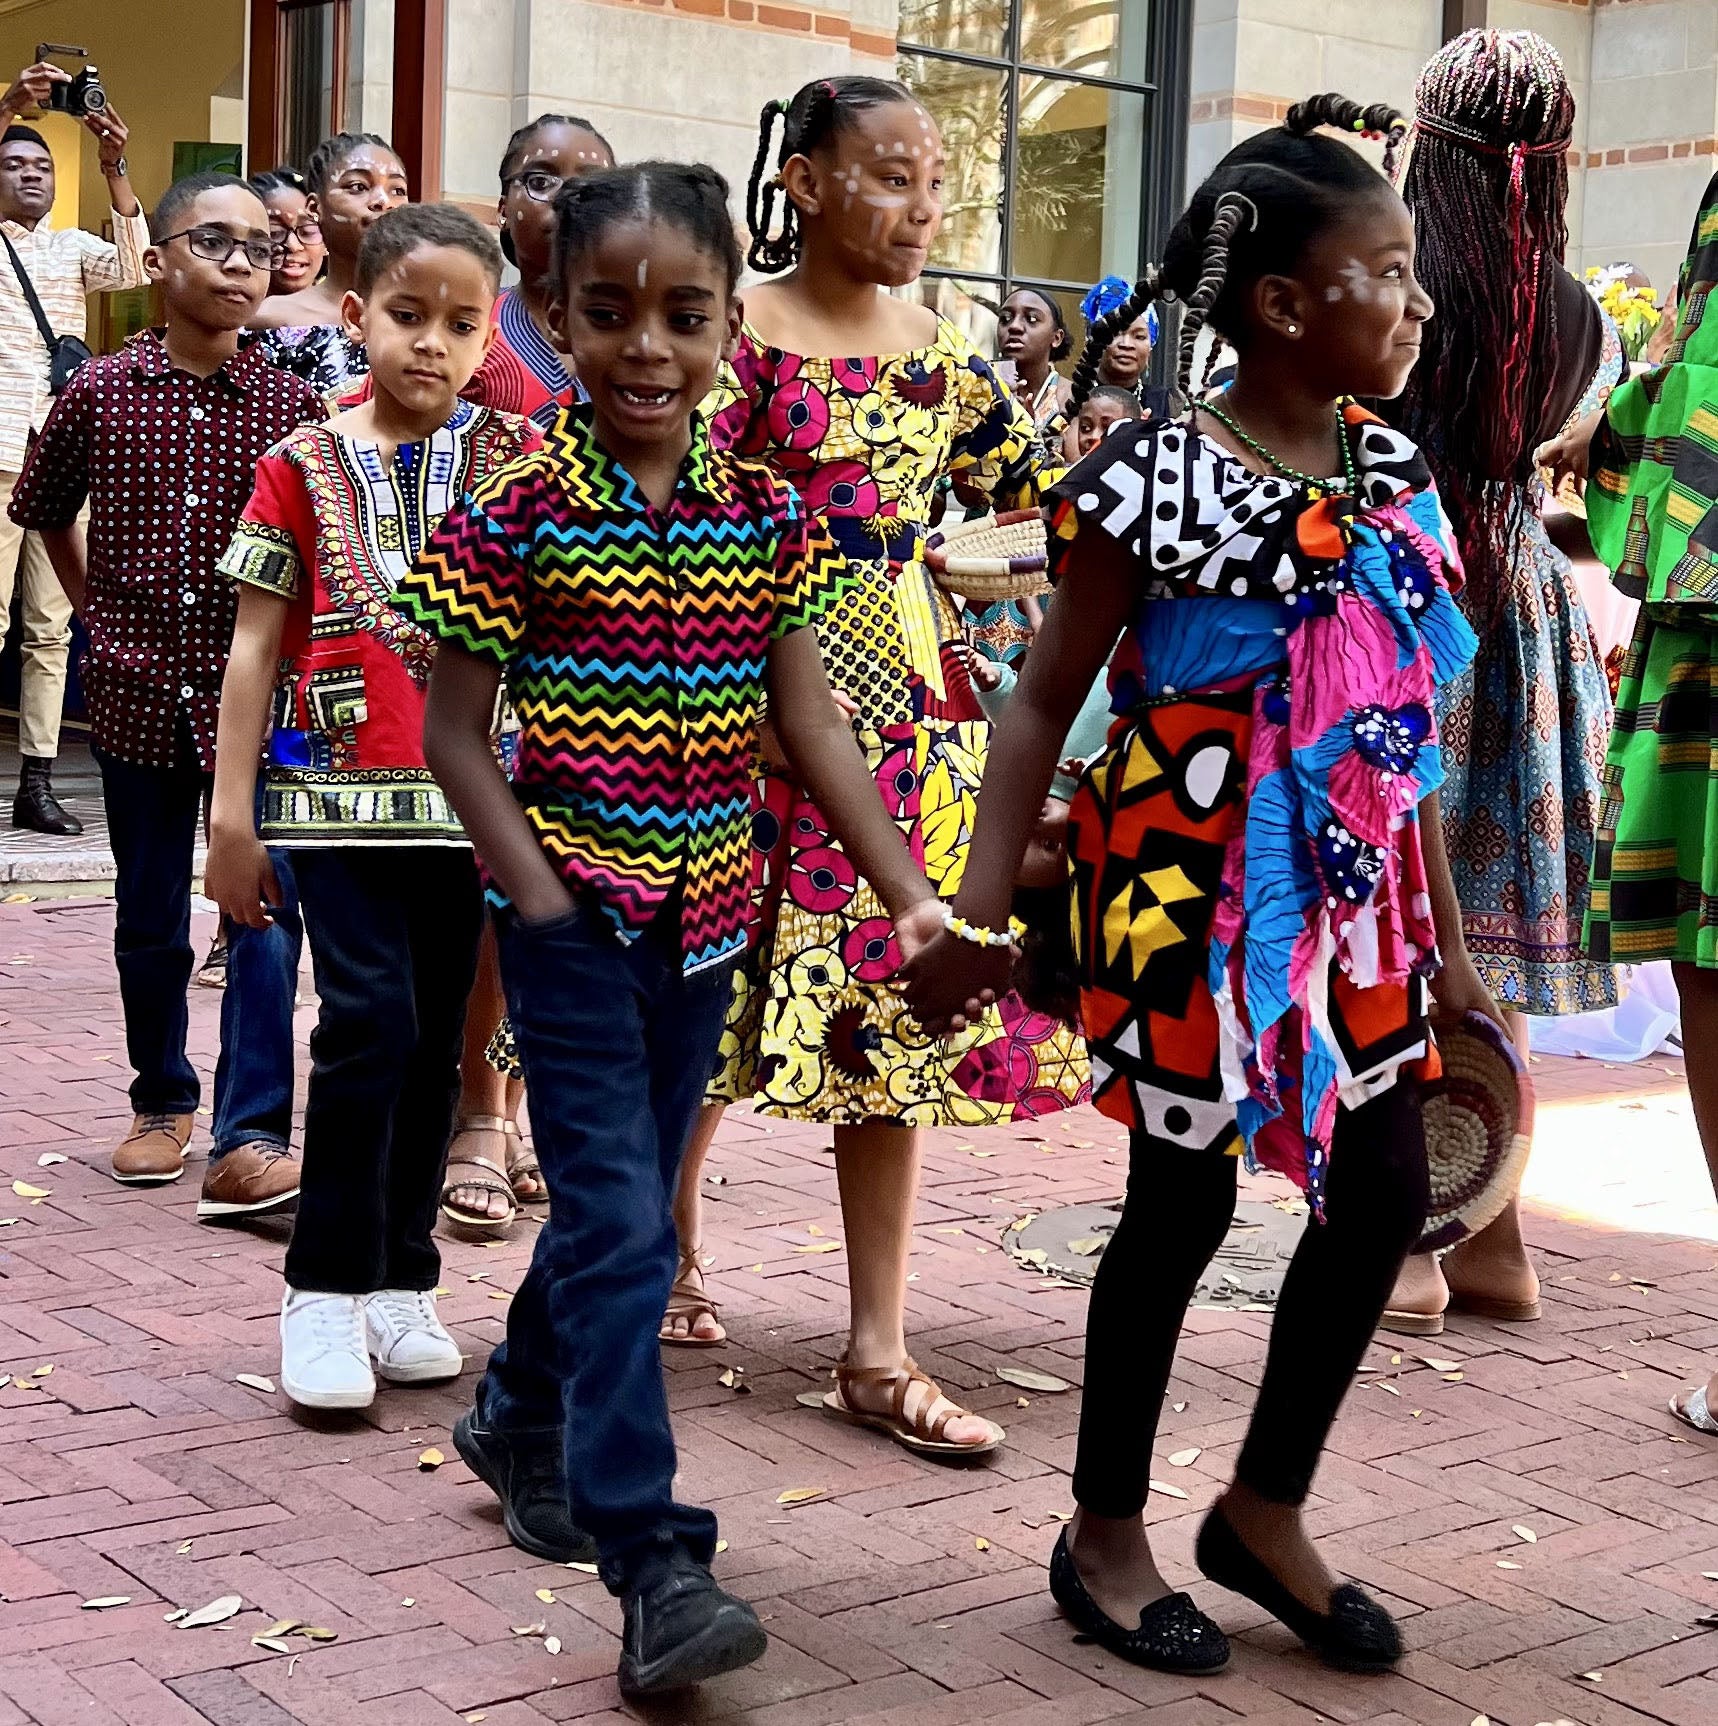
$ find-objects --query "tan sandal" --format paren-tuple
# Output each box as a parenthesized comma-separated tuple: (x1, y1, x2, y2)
(503, 1127, 545, 1204)
(822, 1354, 1004, 1461)
(440, 1116, 517, 1235)
(659, 1248, 726, 1348)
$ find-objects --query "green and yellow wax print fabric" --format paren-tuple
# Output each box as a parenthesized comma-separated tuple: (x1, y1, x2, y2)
(1586, 172, 1718, 968)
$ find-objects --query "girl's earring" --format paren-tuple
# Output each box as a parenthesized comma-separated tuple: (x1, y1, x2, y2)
(1286, 323, 1298, 336)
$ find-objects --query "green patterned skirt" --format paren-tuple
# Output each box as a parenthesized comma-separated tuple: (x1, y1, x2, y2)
(1586, 607, 1718, 968)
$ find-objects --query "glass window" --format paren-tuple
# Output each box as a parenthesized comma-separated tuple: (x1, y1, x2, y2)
(281, 1, 346, 171)
(900, 0, 1187, 371)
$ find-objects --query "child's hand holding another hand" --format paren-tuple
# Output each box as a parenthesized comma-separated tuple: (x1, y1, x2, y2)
(204, 827, 283, 931)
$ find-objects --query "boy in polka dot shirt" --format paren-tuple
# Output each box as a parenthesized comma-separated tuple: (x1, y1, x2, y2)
(9, 171, 324, 1194)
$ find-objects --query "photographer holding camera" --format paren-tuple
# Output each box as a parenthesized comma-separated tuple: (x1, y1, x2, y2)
(0, 54, 144, 836)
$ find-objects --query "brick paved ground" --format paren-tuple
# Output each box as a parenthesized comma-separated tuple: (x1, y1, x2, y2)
(3, 894, 1717, 1726)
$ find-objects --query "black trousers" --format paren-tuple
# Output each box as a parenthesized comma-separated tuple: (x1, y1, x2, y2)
(283, 846, 483, 1295)
(1072, 1084, 1429, 1516)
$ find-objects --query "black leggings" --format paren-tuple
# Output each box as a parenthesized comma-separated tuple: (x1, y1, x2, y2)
(1072, 1084, 1429, 1516)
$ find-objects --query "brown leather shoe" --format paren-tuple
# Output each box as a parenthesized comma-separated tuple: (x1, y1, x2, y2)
(111, 1112, 193, 1185)
(197, 1140, 301, 1220)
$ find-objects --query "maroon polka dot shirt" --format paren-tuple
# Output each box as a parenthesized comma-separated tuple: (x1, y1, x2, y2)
(8, 330, 325, 769)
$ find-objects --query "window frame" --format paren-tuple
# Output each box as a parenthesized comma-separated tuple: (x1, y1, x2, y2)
(898, 1, 1194, 310)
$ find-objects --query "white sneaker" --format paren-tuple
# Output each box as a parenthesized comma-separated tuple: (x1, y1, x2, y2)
(279, 1289, 375, 1409)
(365, 1288, 464, 1384)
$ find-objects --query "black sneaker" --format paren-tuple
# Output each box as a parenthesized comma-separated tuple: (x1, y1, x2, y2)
(452, 1406, 595, 1564)
(619, 1550, 767, 1696)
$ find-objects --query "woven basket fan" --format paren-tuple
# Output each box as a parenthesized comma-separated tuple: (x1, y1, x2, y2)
(923, 507, 1049, 603)
(1416, 1011, 1536, 1254)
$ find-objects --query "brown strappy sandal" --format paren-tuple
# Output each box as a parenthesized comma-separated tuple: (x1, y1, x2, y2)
(440, 1115, 518, 1236)
(822, 1354, 1004, 1461)
(659, 1248, 726, 1348)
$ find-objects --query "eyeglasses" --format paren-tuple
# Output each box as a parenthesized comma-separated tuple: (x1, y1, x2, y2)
(269, 217, 323, 261)
(505, 169, 564, 204)
(157, 225, 274, 271)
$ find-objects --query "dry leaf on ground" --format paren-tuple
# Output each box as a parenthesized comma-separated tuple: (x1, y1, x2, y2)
(1167, 1448, 1201, 1467)
(11, 1180, 48, 1199)
(81, 1596, 130, 1610)
(417, 1448, 445, 1471)
(777, 1487, 823, 1505)
(235, 1374, 275, 1394)
(544, 1636, 562, 1655)
(1512, 1524, 1537, 1543)
(1148, 1480, 1189, 1500)
(252, 1636, 293, 1654)
(178, 1594, 243, 1629)
(793, 1241, 841, 1254)
(995, 1365, 1071, 1394)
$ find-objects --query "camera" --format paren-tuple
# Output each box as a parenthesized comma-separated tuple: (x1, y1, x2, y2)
(35, 44, 106, 119)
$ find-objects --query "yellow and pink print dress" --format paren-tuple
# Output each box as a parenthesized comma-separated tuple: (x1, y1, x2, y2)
(706, 319, 1090, 1125)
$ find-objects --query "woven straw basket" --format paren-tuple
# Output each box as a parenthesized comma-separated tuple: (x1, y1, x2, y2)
(1416, 1011, 1536, 1254)
(923, 507, 1049, 604)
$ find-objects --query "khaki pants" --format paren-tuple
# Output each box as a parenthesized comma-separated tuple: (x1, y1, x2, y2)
(0, 467, 73, 760)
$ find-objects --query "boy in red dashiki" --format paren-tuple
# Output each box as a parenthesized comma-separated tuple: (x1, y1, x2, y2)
(206, 205, 538, 1414)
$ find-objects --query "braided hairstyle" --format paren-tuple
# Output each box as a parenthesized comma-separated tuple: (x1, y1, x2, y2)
(305, 131, 398, 198)
(1067, 93, 1407, 416)
(745, 75, 916, 274)
(1395, 29, 1575, 618)
(497, 113, 614, 266)
(551, 161, 744, 297)
(249, 165, 308, 199)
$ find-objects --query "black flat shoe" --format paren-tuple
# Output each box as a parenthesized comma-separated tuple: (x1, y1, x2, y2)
(1194, 1507, 1400, 1672)
(1048, 1528, 1231, 1674)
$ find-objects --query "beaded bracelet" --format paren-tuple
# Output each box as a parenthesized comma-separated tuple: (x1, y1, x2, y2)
(942, 906, 1027, 949)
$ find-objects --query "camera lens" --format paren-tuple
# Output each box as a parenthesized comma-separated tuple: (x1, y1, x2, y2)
(81, 84, 106, 114)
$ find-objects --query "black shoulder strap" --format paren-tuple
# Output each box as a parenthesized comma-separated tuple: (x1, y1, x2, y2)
(0, 228, 61, 359)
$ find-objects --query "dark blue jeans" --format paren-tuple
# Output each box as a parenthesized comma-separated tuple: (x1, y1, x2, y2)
(481, 898, 734, 1594)
(285, 845, 483, 1295)
(95, 749, 298, 1139)
(212, 791, 302, 1158)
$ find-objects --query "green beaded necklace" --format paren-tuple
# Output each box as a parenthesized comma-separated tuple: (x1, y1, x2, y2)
(1198, 395, 1360, 500)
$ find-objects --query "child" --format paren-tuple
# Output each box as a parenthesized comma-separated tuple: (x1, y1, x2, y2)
(1072, 382, 1143, 457)
(395, 161, 940, 1696)
(249, 166, 324, 301)
(205, 204, 537, 1409)
(250, 132, 409, 394)
(660, 74, 1087, 1414)
(906, 96, 1504, 1675)
(8, 171, 321, 1202)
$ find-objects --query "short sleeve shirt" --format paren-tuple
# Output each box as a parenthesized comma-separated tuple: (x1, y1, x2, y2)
(217, 401, 540, 844)
(393, 403, 855, 972)
(7, 330, 325, 769)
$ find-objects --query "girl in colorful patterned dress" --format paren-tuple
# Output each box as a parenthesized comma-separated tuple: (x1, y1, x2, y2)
(907, 96, 1502, 1674)
(1386, 30, 1624, 1333)
(658, 76, 1088, 1452)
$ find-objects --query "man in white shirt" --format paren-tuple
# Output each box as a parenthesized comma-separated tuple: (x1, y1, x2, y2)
(0, 59, 145, 835)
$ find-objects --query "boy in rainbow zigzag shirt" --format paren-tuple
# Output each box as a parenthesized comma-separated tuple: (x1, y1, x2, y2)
(396, 164, 943, 1697)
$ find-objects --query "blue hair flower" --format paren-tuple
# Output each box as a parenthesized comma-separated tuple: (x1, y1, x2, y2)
(1080, 274, 1159, 344)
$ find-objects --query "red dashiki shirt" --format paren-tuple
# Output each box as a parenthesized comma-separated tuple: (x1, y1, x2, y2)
(7, 329, 324, 770)
(217, 398, 540, 845)
(393, 403, 856, 973)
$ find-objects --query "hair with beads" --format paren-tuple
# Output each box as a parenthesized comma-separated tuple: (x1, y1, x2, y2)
(745, 75, 917, 274)
(1394, 29, 1575, 617)
(1066, 93, 1406, 415)
(552, 160, 743, 296)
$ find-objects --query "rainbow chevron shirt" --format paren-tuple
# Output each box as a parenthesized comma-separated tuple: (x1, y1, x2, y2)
(394, 403, 854, 973)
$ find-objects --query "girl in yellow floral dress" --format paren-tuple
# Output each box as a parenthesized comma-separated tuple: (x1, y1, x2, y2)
(656, 77, 1087, 1461)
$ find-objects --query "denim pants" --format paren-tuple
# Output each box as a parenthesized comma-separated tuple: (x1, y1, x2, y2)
(95, 747, 298, 1136)
(284, 845, 482, 1295)
(480, 898, 734, 1594)
(212, 786, 303, 1158)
